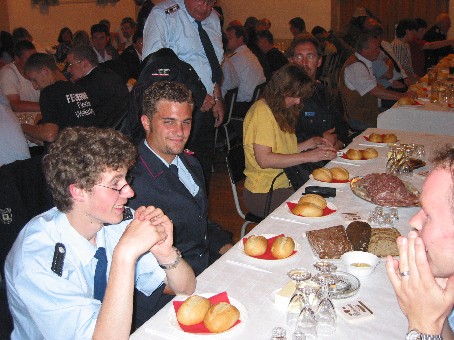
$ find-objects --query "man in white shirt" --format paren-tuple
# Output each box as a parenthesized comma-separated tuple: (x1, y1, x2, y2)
(0, 92, 30, 165)
(0, 40, 39, 112)
(223, 25, 266, 104)
(340, 34, 416, 129)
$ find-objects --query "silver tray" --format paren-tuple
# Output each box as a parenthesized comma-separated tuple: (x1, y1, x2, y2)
(350, 176, 420, 207)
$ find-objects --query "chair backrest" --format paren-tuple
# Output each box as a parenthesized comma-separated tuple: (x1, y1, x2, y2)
(225, 145, 246, 219)
(226, 144, 246, 185)
(0, 155, 54, 281)
(222, 87, 238, 126)
(320, 53, 340, 79)
(252, 82, 267, 102)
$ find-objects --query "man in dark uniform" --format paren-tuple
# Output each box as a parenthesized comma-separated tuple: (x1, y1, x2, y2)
(129, 81, 233, 328)
(67, 45, 129, 130)
(120, 30, 143, 80)
(22, 53, 97, 144)
(288, 34, 348, 149)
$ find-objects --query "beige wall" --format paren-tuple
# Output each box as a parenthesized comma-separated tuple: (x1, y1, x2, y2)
(3, 1, 454, 44)
(5, 0, 135, 48)
(219, 0, 331, 40)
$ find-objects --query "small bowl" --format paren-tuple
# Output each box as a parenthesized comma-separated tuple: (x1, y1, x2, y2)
(340, 251, 379, 277)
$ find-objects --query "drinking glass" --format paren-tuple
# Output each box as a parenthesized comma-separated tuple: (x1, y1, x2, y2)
(397, 145, 413, 179)
(427, 67, 437, 86)
(431, 80, 442, 103)
(287, 268, 312, 331)
(270, 326, 287, 340)
(439, 68, 449, 80)
(312, 274, 337, 336)
(386, 145, 398, 174)
(295, 285, 318, 340)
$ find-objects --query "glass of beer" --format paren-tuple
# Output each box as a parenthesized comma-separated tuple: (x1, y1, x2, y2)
(427, 67, 437, 86)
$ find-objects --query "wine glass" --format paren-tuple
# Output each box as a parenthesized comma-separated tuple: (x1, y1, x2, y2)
(295, 285, 318, 340)
(386, 145, 398, 174)
(312, 273, 337, 335)
(397, 145, 413, 179)
(287, 268, 312, 331)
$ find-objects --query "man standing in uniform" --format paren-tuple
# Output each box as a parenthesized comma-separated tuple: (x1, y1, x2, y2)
(143, 0, 224, 187)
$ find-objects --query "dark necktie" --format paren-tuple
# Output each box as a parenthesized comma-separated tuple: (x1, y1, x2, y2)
(169, 164, 179, 178)
(94, 247, 108, 302)
(380, 46, 401, 73)
(195, 20, 223, 85)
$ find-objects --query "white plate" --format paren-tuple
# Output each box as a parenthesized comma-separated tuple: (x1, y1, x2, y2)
(238, 233, 300, 262)
(285, 201, 338, 221)
(398, 103, 425, 109)
(309, 174, 349, 187)
(169, 294, 247, 338)
(337, 154, 375, 164)
(362, 136, 391, 146)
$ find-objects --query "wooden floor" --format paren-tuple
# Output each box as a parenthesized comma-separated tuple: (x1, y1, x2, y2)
(208, 148, 256, 244)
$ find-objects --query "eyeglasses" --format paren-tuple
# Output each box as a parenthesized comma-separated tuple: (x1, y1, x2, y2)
(67, 60, 82, 68)
(194, 0, 217, 6)
(293, 54, 318, 62)
(95, 175, 134, 195)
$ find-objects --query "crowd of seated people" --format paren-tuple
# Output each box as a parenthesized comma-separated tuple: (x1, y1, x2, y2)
(1, 6, 454, 338)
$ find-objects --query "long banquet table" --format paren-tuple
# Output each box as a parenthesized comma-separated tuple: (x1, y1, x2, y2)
(131, 128, 454, 340)
(377, 100, 454, 136)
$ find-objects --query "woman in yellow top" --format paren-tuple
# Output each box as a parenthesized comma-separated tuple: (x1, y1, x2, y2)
(243, 64, 337, 217)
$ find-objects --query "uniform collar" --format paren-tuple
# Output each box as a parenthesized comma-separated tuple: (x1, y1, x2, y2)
(57, 211, 105, 266)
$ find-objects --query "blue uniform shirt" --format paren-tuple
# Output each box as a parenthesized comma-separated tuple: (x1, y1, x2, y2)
(143, 0, 224, 94)
(5, 207, 165, 339)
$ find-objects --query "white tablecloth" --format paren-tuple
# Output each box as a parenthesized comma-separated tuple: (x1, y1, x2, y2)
(377, 101, 454, 136)
(131, 129, 454, 340)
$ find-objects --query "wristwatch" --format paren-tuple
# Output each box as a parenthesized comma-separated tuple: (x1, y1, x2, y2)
(158, 247, 182, 270)
(406, 329, 443, 340)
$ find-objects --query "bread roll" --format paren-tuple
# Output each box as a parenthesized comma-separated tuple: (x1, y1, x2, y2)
(292, 202, 324, 217)
(177, 295, 211, 326)
(383, 133, 397, 143)
(298, 194, 327, 209)
(346, 149, 362, 160)
(244, 235, 268, 256)
(271, 236, 295, 259)
(368, 133, 383, 143)
(204, 302, 240, 333)
(312, 168, 333, 182)
(329, 167, 349, 181)
(362, 148, 378, 159)
(398, 96, 415, 105)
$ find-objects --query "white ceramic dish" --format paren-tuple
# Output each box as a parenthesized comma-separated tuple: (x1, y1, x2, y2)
(340, 251, 380, 277)
(338, 154, 376, 164)
(169, 294, 247, 338)
(238, 234, 300, 262)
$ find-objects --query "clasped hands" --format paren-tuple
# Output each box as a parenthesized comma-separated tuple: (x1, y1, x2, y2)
(119, 206, 176, 262)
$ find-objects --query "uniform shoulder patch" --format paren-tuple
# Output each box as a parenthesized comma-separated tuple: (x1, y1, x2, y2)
(165, 3, 180, 15)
